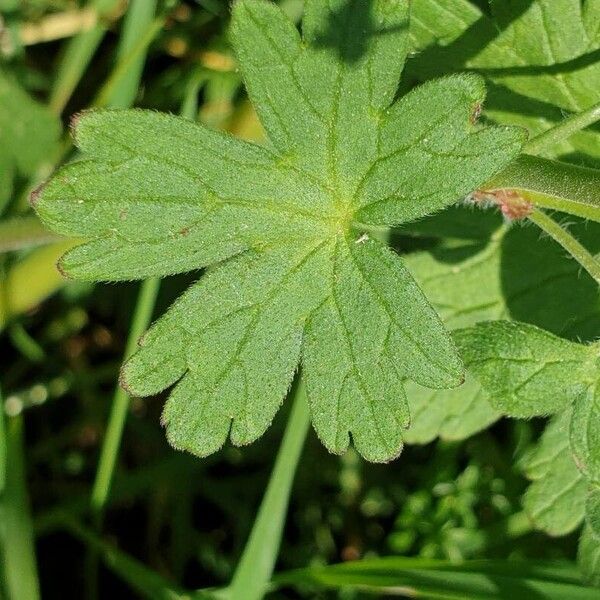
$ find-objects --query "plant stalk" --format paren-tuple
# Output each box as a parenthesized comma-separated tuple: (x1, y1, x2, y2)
(90, 277, 160, 514)
(228, 377, 311, 600)
(525, 100, 600, 155)
(527, 208, 600, 285)
(0, 401, 41, 600)
(487, 155, 600, 223)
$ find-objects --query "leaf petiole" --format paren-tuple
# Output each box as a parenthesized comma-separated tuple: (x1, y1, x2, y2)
(525, 100, 600, 156)
(527, 208, 600, 286)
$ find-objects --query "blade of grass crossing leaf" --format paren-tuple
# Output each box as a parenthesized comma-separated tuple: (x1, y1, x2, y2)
(89, 277, 160, 513)
(0, 409, 41, 600)
(85, 11, 162, 594)
(528, 209, 600, 286)
(88, 70, 202, 596)
(228, 378, 311, 600)
(86, 0, 159, 511)
(90, 64, 207, 515)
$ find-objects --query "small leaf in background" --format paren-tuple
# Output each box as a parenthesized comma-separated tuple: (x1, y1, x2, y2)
(34, 0, 525, 461)
(0, 70, 61, 209)
(402, 209, 600, 444)
(522, 411, 587, 537)
(455, 321, 593, 417)
(404, 370, 499, 445)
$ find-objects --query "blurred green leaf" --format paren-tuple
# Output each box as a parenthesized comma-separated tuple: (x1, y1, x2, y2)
(0, 216, 61, 253)
(0, 70, 61, 208)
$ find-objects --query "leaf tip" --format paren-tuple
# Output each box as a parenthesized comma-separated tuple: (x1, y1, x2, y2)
(118, 363, 135, 396)
(69, 109, 93, 147)
(56, 254, 74, 280)
(29, 180, 47, 209)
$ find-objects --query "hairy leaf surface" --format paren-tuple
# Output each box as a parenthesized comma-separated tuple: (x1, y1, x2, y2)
(571, 382, 600, 482)
(34, 0, 525, 461)
(456, 321, 593, 417)
(403, 215, 600, 443)
(410, 0, 600, 166)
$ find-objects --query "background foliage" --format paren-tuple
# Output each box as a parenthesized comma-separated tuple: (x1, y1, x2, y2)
(1, 1, 600, 598)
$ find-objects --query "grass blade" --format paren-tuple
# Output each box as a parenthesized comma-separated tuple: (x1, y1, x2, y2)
(62, 516, 189, 600)
(49, 0, 124, 114)
(227, 377, 311, 600)
(0, 403, 41, 600)
(275, 557, 597, 599)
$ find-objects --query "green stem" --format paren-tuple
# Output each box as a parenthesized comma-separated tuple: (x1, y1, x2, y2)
(90, 277, 160, 514)
(228, 377, 311, 600)
(487, 155, 600, 223)
(525, 100, 600, 155)
(528, 208, 600, 285)
(0, 405, 41, 600)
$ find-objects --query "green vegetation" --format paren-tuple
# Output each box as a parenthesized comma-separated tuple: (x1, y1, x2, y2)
(2, 1, 600, 598)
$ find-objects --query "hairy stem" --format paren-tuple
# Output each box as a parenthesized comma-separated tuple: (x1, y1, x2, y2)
(487, 155, 600, 223)
(525, 100, 600, 155)
(528, 208, 600, 286)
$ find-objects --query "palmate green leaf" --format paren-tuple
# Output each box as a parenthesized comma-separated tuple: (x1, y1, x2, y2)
(455, 321, 593, 418)
(34, 0, 525, 462)
(521, 411, 587, 537)
(0, 70, 61, 207)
